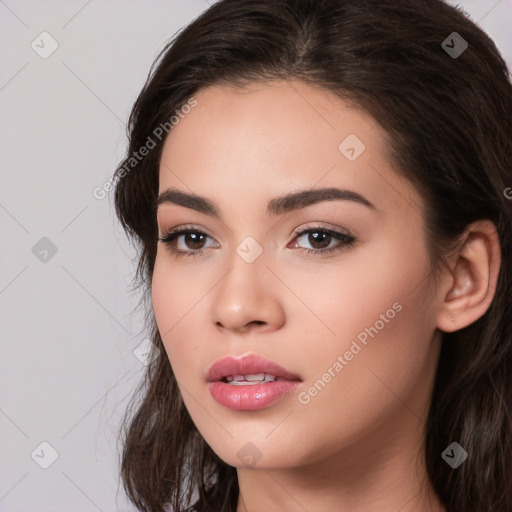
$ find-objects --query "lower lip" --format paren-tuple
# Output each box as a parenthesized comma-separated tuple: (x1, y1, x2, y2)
(208, 380, 301, 411)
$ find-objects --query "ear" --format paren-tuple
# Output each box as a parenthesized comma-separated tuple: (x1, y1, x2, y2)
(436, 220, 501, 333)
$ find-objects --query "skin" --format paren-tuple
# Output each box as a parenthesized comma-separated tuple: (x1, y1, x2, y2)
(151, 80, 500, 512)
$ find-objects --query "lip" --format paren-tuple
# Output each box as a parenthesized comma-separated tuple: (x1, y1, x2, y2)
(206, 354, 302, 383)
(206, 354, 302, 411)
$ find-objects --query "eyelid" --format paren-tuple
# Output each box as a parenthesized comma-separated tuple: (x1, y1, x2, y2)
(158, 224, 220, 246)
(158, 223, 217, 240)
(290, 221, 355, 240)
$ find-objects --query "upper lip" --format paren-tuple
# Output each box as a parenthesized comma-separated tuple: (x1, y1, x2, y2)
(206, 354, 302, 382)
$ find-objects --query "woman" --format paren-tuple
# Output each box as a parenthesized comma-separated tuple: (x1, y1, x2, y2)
(113, 0, 512, 510)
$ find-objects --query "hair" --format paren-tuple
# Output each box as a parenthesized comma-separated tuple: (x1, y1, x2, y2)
(113, 0, 512, 511)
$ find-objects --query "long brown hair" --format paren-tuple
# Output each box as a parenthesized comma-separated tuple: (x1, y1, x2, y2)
(113, 1, 512, 510)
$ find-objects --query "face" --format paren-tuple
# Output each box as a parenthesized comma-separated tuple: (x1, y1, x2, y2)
(152, 80, 442, 470)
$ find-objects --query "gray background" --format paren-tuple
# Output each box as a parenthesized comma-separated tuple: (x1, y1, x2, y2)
(0, 1, 510, 511)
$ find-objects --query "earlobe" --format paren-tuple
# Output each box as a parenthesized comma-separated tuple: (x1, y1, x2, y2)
(436, 220, 501, 333)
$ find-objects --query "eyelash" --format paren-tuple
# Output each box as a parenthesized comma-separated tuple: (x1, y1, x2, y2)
(157, 224, 356, 259)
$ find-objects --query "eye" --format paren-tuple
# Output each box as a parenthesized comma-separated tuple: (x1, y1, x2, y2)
(289, 225, 356, 255)
(158, 225, 218, 259)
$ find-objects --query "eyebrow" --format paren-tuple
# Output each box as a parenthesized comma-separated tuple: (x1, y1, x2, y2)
(155, 186, 376, 217)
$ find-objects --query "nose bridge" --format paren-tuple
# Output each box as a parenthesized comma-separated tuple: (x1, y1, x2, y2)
(211, 241, 285, 332)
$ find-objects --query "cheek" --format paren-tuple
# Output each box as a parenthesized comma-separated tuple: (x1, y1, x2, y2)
(290, 291, 437, 461)
(152, 252, 209, 330)
(151, 257, 175, 337)
(290, 240, 437, 442)
(151, 255, 203, 377)
(282, 231, 434, 375)
(272, 228, 430, 350)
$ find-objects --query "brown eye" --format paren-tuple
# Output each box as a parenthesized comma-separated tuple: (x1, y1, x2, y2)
(290, 226, 356, 255)
(305, 231, 333, 250)
(158, 227, 218, 258)
(181, 232, 207, 250)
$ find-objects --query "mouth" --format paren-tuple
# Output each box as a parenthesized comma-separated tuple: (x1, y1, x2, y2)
(221, 373, 287, 385)
(206, 354, 302, 411)
(206, 354, 302, 384)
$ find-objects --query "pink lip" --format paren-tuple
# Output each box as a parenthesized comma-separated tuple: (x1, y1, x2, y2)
(206, 354, 302, 411)
(206, 354, 301, 382)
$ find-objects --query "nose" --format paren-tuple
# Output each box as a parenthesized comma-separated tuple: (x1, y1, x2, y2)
(211, 252, 286, 334)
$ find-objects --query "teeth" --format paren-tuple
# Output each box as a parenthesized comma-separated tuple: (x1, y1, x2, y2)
(245, 373, 266, 382)
(224, 373, 277, 385)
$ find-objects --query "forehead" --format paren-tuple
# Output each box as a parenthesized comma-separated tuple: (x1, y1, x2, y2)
(157, 80, 421, 220)
(163, 80, 379, 159)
